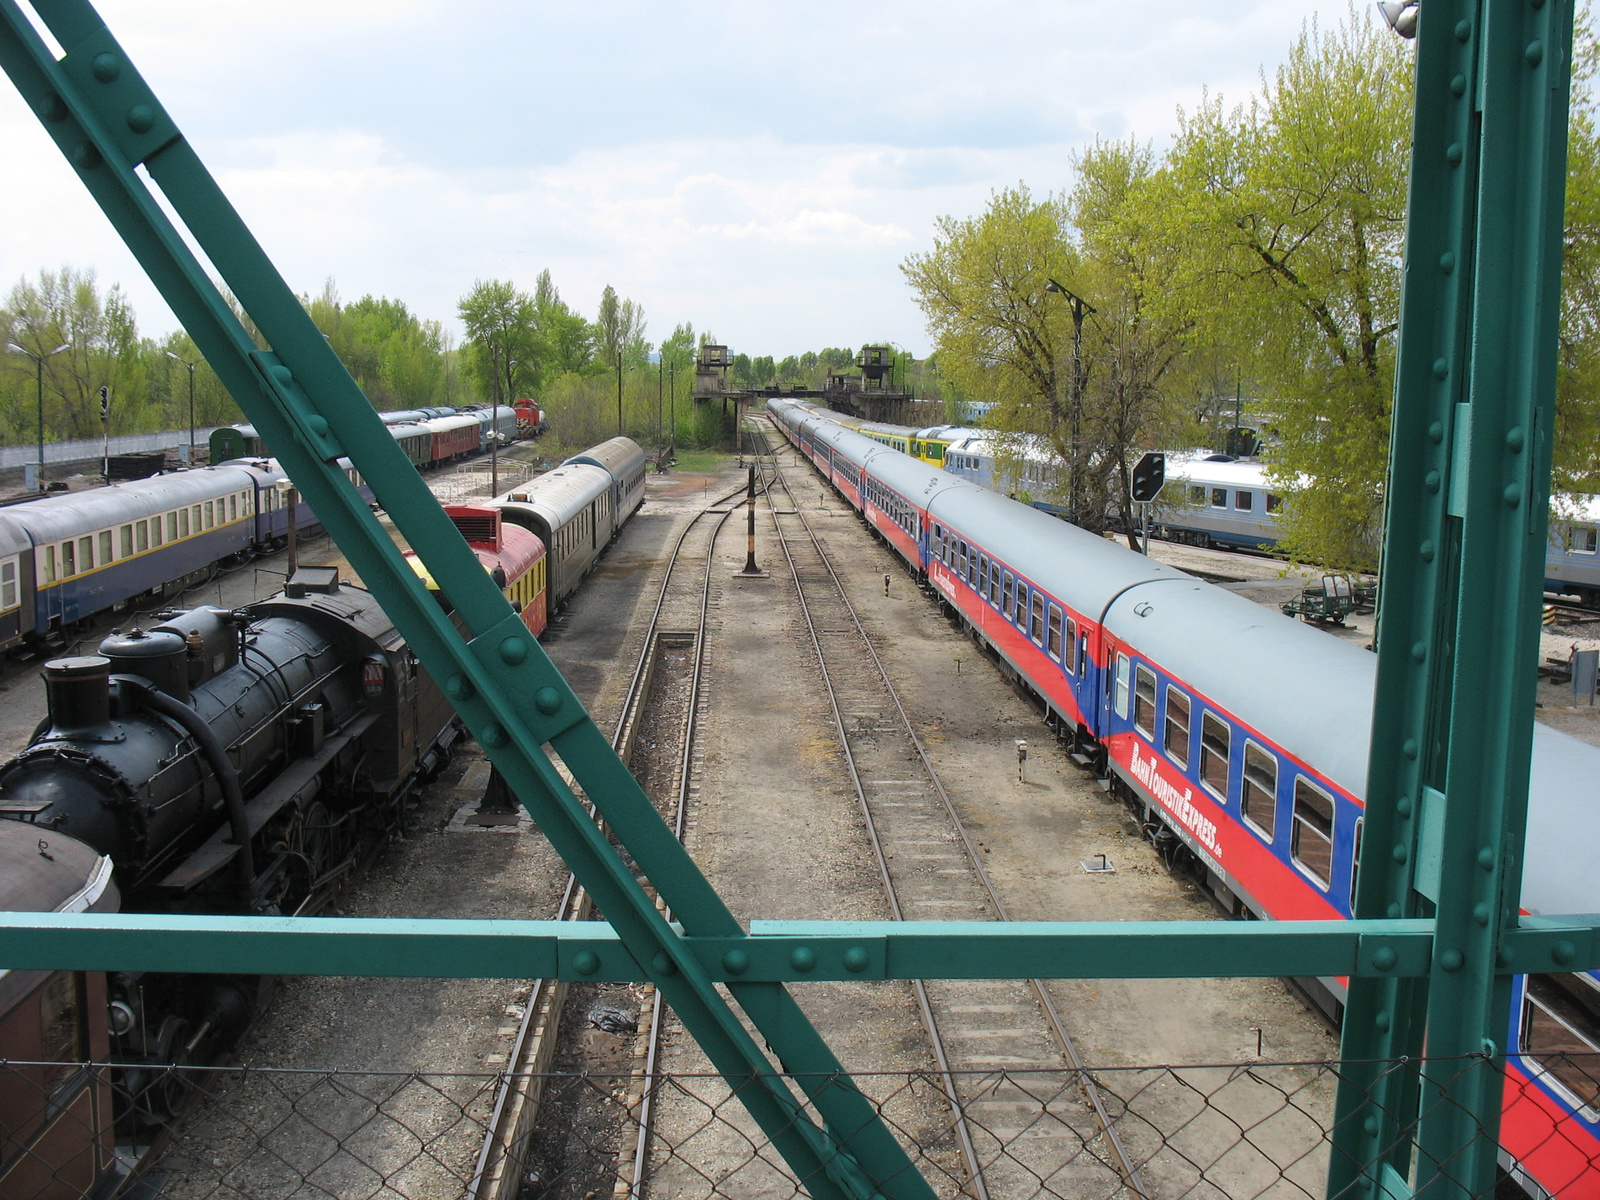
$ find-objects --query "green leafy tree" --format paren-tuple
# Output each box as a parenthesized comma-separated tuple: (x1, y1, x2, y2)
(306, 280, 455, 409)
(1167, 11, 1410, 566)
(902, 185, 1078, 429)
(1068, 140, 1195, 541)
(534, 269, 593, 378)
(2, 266, 150, 442)
(1555, 9, 1600, 492)
(459, 279, 538, 407)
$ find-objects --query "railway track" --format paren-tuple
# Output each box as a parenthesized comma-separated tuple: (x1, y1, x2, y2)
(760, 426, 1148, 1200)
(471, 473, 757, 1200)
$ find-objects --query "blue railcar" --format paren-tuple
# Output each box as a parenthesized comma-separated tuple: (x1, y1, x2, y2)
(0, 514, 34, 651)
(216, 457, 376, 546)
(10, 469, 259, 632)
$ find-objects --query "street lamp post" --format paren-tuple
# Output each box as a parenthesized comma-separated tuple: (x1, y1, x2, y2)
(166, 351, 199, 465)
(498, 359, 516, 498)
(8, 340, 70, 490)
(1044, 279, 1096, 526)
(668, 363, 677, 464)
(657, 357, 664, 443)
(615, 350, 624, 437)
(887, 340, 908, 398)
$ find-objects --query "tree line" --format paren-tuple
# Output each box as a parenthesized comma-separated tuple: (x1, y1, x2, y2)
(456, 272, 722, 452)
(902, 9, 1600, 569)
(0, 266, 731, 460)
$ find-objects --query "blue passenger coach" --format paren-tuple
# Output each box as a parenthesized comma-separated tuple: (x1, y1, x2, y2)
(11, 469, 258, 631)
(0, 514, 33, 652)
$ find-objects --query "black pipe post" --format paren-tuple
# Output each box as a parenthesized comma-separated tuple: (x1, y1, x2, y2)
(740, 465, 760, 575)
(286, 486, 299, 577)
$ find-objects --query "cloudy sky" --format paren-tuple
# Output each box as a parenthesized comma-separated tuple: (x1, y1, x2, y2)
(1, 1, 1362, 358)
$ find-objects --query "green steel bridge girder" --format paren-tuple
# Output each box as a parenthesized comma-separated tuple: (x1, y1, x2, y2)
(0, 0, 1582, 1197)
(1332, 0, 1577, 1197)
(0, 914, 1597, 983)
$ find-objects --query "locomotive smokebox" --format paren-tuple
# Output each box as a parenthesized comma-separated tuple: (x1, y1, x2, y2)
(100, 628, 190, 702)
(42, 656, 113, 734)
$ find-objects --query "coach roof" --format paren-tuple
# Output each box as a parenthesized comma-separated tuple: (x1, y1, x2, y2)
(6, 467, 257, 546)
(927, 482, 1183, 621)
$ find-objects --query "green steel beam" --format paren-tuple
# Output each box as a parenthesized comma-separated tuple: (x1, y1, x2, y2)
(0, 5, 927, 1197)
(0, 913, 1597, 982)
(0, 3, 1580, 1195)
(1331, 1, 1575, 1198)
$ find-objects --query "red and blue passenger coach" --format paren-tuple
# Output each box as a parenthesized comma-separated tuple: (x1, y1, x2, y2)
(854, 440, 938, 567)
(769, 394, 1600, 1195)
(924, 484, 1178, 736)
(1502, 730, 1600, 1196)
(1097, 577, 1372, 930)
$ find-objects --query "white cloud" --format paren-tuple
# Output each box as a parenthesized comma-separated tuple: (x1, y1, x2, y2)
(0, 0, 1367, 357)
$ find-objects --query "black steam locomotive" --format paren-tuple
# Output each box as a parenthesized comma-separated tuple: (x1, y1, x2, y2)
(0, 568, 460, 1188)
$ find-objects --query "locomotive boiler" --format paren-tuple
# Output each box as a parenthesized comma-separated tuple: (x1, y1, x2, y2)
(0, 567, 459, 917)
(0, 568, 461, 1132)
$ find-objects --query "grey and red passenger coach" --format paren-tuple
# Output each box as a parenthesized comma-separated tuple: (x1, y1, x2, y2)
(768, 395, 1600, 1198)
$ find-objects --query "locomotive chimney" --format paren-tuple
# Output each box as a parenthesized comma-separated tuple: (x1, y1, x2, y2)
(42, 656, 114, 733)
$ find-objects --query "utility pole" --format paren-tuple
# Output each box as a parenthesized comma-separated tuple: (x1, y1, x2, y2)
(99, 384, 110, 483)
(166, 351, 199, 465)
(498, 359, 515, 498)
(1045, 280, 1095, 525)
(7, 340, 70, 491)
(668, 363, 677, 463)
(658, 357, 664, 443)
(616, 349, 624, 437)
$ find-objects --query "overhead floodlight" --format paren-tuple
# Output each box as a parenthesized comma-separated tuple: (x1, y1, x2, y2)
(1377, 0, 1419, 38)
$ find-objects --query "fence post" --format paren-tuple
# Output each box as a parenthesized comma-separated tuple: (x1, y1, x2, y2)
(1329, 1, 1574, 1196)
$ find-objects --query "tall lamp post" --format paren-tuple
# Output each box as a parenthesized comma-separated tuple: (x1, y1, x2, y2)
(498, 359, 516, 498)
(887, 340, 908, 397)
(166, 350, 200, 465)
(1043, 279, 1095, 526)
(615, 350, 625, 437)
(8, 340, 70, 490)
(668, 363, 677, 463)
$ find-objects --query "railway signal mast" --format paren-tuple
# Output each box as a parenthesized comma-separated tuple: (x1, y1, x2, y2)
(1130, 451, 1165, 555)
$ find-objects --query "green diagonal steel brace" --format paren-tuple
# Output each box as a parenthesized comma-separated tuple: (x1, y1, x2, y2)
(1331, 2, 1575, 1198)
(0, 4, 931, 1197)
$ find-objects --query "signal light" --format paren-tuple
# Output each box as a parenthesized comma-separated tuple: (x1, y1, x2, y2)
(362, 657, 386, 698)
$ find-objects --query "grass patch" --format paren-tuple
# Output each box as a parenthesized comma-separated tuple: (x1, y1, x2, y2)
(670, 449, 727, 473)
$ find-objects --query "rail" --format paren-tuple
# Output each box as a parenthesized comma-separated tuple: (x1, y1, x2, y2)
(760, 423, 1149, 1200)
(472, 473, 758, 1200)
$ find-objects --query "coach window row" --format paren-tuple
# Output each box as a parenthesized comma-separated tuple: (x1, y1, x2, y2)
(1131, 662, 1338, 891)
(1187, 485, 1267, 514)
(930, 525, 1079, 675)
(41, 490, 252, 584)
(864, 478, 914, 535)
(504, 558, 545, 612)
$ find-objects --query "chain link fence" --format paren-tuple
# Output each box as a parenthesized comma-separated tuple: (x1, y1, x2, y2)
(1, 1054, 1596, 1199)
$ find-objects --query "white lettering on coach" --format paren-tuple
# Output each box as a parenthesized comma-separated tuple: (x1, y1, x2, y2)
(1129, 742, 1222, 860)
